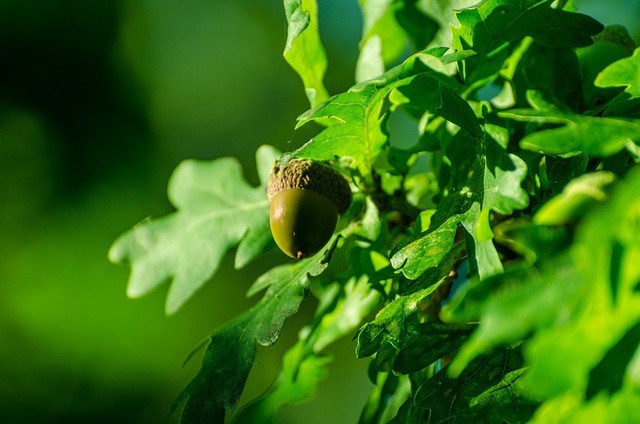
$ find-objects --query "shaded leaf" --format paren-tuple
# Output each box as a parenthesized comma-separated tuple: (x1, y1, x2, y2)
(415, 347, 536, 424)
(394, 0, 439, 52)
(390, 72, 484, 138)
(393, 322, 475, 374)
(452, 0, 602, 86)
(109, 145, 280, 315)
(356, 0, 408, 83)
(234, 276, 380, 423)
(483, 127, 530, 215)
(587, 321, 640, 400)
(443, 254, 584, 377)
(356, 284, 444, 359)
(493, 219, 572, 263)
(172, 245, 334, 423)
(452, 0, 602, 52)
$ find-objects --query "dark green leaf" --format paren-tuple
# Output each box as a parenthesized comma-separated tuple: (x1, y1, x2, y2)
(394, 0, 439, 52)
(393, 322, 475, 374)
(482, 126, 530, 215)
(235, 276, 380, 423)
(493, 219, 572, 263)
(586, 321, 640, 400)
(415, 347, 536, 424)
(452, 0, 602, 86)
(356, 283, 446, 359)
(443, 254, 584, 376)
(452, 0, 602, 53)
(390, 73, 483, 138)
(172, 246, 333, 423)
(512, 44, 582, 109)
(359, 372, 405, 424)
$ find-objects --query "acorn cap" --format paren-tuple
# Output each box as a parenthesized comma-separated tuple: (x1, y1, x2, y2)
(267, 159, 352, 214)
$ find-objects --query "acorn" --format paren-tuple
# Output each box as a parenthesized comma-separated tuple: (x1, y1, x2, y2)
(267, 159, 352, 259)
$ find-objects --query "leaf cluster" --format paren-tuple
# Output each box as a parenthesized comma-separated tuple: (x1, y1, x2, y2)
(110, 0, 640, 422)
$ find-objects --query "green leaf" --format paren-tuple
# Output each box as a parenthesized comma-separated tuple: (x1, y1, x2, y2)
(534, 171, 617, 226)
(444, 254, 584, 377)
(586, 321, 640, 400)
(512, 44, 582, 109)
(234, 276, 380, 423)
(390, 72, 484, 138)
(290, 84, 393, 175)
(451, 0, 603, 85)
(482, 126, 530, 215)
(172, 246, 333, 423)
(283, 0, 329, 107)
(392, 128, 508, 281)
(356, 284, 444, 359)
(596, 47, 640, 100)
(108, 145, 280, 315)
(393, 322, 475, 374)
(356, 0, 409, 83)
(390, 214, 460, 280)
(394, 0, 438, 52)
(493, 219, 572, 263)
(500, 109, 640, 157)
(452, 0, 602, 52)
(414, 347, 537, 424)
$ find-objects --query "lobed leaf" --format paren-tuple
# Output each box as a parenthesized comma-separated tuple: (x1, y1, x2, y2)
(451, 0, 602, 87)
(289, 84, 393, 175)
(109, 145, 280, 315)
(414, 347, 536, 424)
(233, 276, 380, 422)
(596, 47, 640, 100)
(500, 108, 640, 157)
(172, 244, 334, 423)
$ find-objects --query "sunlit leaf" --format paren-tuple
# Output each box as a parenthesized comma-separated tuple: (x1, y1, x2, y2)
(534, 171, 616, 225)
(289, 84, 393, 175)
(596, 47, 640, 99)
(283, 0, 329, 107)
(109, 145, 280, 314)
(500, 109, 640, 156)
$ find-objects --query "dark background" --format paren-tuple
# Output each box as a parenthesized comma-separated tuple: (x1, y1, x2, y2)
(0, 0, 637, 422)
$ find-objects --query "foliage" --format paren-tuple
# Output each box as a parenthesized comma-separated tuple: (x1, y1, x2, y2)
(110, 0, 640, 422)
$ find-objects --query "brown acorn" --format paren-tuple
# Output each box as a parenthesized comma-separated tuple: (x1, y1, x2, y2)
(267, 159, 352, 259)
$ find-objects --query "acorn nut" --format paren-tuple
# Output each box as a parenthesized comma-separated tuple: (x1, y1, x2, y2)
(267, 159, 352, 260)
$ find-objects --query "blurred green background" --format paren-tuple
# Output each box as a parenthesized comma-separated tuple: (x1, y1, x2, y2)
(0, 1, 638, 423)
